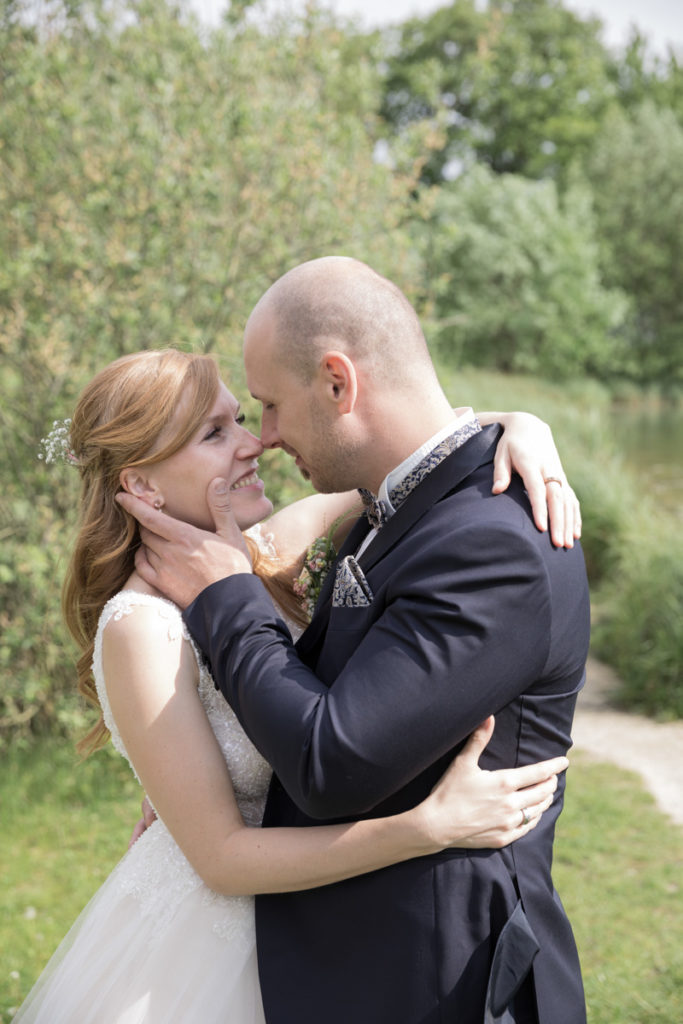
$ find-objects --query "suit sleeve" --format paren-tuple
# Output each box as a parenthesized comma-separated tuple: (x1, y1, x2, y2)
(184, 517, 552, 818)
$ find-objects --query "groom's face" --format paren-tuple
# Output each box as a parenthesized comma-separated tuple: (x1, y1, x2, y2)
(244, 312, 349, 493)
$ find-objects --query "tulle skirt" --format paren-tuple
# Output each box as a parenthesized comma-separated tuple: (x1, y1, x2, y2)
(12, 820, 266, 1023)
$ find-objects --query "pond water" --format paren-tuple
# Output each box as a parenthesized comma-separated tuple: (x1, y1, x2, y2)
(609, 400, 682, 518)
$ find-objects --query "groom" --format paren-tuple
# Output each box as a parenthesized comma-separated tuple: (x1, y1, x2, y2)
(125, 258, 589, 1023)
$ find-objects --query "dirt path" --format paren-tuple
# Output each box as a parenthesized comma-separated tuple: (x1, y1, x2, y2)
(572, 658, 683, 826)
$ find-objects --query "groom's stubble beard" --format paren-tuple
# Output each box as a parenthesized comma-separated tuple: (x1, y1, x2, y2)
(299, 396, 364, 495)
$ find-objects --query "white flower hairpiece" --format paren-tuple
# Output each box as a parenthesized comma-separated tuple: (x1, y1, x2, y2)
(38, 418, 78, 465)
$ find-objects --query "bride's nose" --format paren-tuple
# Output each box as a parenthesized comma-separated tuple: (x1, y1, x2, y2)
(237, 426, 264, 458)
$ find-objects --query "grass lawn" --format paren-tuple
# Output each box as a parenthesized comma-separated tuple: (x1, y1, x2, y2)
(0, 740, 142, 1020)
(554, 753, 683, 1022)
(1, 742, 681, 1023)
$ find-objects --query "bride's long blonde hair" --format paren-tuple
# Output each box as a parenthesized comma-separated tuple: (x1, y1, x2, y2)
(63, 349, 304, 757)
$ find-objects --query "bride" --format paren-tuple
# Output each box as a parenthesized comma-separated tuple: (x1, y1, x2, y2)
(15, 349, 572, 1023)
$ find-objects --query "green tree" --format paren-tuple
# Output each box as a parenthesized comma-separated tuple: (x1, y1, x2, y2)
(381, 0, 612, 183)
(0, 0, 424, 743)
(417, 165, 628, 378)
(606, 29, 683, 124)
(581, 102, 683, 385)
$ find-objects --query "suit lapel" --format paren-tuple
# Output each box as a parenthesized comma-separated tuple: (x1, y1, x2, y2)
(294, 423, 502, 664)
(358, 423, 502, 573)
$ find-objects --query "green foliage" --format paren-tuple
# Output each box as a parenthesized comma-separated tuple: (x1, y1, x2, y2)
(0, 0, 423, 745)
(417, 166, 628, 378)
(434, 367, 682, 719)
(379, 0, 682, 387)
(0, 492, 83, 741)
(580, 102, 683, 386)
(381, 0, 613, 183)
(593, 529, 683, 720)
(0, 0, 679, 746)
(606, 30, 683, 123)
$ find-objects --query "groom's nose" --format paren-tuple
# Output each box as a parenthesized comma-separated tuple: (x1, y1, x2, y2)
(259, 409, 281, 450)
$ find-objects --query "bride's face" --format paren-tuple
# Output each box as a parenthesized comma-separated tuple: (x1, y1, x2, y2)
(144, 383, 273, 532)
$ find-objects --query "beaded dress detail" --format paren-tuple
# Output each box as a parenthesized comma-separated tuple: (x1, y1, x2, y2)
(92, 591, 272, 939)
(13, 576, 277, 1022)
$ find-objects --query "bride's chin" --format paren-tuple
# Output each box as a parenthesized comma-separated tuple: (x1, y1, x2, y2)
(236, 495, 273, 532)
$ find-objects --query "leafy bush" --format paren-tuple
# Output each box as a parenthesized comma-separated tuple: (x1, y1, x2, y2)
(434, 367, 682, 719)
(581, 102, 683, 387)
(0, 0, 424, 747)
(417, 167, 628, 379)
(593, 527, 683, 719)
(0, 1, 679, 746)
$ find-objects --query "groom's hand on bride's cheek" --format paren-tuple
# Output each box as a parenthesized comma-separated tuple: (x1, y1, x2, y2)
(116, 488, 253, 608)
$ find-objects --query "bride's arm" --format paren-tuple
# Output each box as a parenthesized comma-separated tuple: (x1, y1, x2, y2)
(105, 609, 566, 897)
(477, 410, 580, 548)
(265, 412, 579, 569)
(265, 490, 361, 577)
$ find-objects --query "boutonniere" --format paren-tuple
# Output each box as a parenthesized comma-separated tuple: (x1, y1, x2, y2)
(292, 511, 353, 619)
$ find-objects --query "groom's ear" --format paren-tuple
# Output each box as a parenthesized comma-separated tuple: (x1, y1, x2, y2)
(319, 351, 357, 414)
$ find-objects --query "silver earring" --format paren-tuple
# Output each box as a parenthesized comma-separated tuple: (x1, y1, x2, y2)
(153, 499, 163, 509)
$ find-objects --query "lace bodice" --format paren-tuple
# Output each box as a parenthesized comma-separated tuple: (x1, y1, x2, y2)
(91, 589, 276, 941)
(93, 590, 272, 827)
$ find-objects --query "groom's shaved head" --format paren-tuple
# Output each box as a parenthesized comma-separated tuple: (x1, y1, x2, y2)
(247, 257, 436, 387)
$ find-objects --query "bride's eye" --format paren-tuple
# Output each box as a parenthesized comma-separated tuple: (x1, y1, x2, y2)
(203, 425, 222, 441)
(235, 413, 246, 425)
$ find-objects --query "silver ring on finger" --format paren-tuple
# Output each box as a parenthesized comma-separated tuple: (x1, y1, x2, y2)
(520, 807, 531, 826)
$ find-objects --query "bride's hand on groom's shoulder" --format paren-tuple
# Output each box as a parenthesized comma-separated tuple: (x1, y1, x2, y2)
(480, 411, 581, 549)
(418, 716, 569, 851)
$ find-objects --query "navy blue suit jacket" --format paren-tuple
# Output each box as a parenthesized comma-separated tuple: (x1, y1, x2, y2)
(185, 425, 590, 1024)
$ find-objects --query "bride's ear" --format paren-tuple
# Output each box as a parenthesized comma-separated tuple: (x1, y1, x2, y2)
(119, 468, 164, 509)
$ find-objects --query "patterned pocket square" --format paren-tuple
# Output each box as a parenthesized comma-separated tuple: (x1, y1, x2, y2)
(332, 555, 374, 607)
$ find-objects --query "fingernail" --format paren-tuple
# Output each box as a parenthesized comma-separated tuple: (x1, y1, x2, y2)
(213, 479, 228, 495)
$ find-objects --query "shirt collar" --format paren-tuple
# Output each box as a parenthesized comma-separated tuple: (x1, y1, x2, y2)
(378, 407, 479, 515)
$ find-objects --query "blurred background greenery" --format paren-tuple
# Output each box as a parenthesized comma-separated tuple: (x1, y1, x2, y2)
(1, 0, 680, 747)
(1, 1, 681, 1019)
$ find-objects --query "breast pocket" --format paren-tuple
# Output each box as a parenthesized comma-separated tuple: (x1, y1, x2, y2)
(332, 555, 374, 608)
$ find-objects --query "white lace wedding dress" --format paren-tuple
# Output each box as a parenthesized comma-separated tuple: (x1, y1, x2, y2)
(13, 590, 273, 1024)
